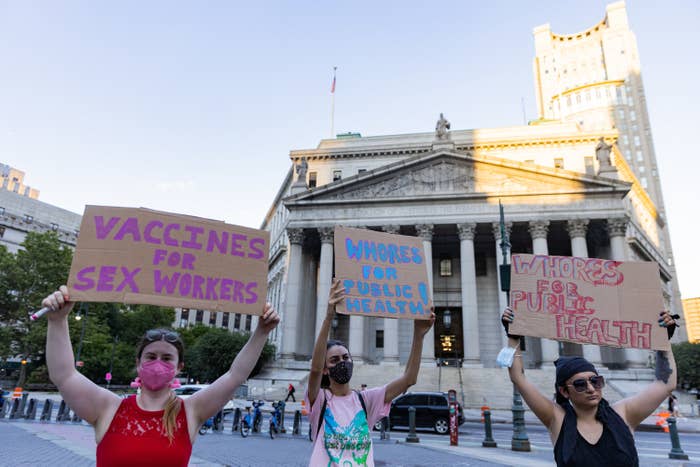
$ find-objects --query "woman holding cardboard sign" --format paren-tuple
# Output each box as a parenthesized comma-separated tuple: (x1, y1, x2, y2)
(41, 285, 279, 467)
(306, 279, 434, 467)
(501, 307, 678, 467)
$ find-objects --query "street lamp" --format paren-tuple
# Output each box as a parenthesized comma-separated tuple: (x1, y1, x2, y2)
(499, 201, 530, 452)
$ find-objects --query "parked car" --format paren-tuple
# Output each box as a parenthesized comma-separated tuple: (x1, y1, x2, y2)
(378, 391, 464, 434)
(174, 384, 235, 413)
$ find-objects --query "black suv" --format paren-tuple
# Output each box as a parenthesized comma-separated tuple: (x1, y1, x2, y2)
(381, 391, 464, 434)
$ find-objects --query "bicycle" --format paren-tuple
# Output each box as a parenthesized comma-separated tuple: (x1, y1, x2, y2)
(198, 416, 214, 435)
(240, 400, 264, 438)
(268, 401, 283, 439)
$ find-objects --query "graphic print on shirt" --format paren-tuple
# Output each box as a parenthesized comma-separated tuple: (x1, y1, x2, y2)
(323, 406, 371, 466)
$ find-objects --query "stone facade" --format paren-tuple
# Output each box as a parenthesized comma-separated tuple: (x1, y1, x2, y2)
(261, 118, 681, 371)
(0, 189, 81, 253)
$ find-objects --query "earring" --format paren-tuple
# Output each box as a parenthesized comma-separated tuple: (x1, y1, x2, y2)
(170, 379, 181, 389)
(130, 377, 142, 389)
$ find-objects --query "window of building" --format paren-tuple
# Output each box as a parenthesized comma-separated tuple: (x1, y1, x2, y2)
(630, 110, 636, 121)
(634, 136, 641, 147)
(622, 135, 629, 146)
(24, 214, 33, 223)
(575, 93, 581, 104)
(566, 95, 572, 107)
(181, 309, 190, 321)
(375, 330, 384, 349)
(636, 150, 643, 162)
(554, 158, 564, 169)
(625, 150, 631, 160)
(584, 157, 594, 175)
(439, 258, 452, 277)
(209, 312, 217, 326)
(585, 90, 591, 102)
(640, 177, 648, 188)
(308, 172, 317, 188)
(50, 223, 59, 231)
(332, 170, 342, 182)
(638, 166, 645, 174)
(652, 169, 658, 177)
(222, 313, 229, 328)
(245, 315, 252, 331)
(234, 313, 241, 329)
(0, 226, 4, 238)
(0, 207, 5, 215)
(195, 309, 204, 323)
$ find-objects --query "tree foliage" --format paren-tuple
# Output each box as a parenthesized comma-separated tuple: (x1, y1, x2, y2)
(672, 342, 700, 390)
(184, 327, 275, 383)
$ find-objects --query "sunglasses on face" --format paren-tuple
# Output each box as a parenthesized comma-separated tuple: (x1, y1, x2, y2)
(568, 375, 605, 392)
(145, 330, 180, 343)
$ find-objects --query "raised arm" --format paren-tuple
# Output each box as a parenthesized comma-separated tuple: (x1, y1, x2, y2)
(501, 307, 562, 430)
(384, 312, 434, 403)
(187, 304, 279, 425)
(44, 286, 120, 426)
(614, 311, 678, 429)
(308, 279, 344, 406)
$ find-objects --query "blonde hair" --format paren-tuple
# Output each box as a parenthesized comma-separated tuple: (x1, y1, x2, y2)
(162, 391, 181, 443)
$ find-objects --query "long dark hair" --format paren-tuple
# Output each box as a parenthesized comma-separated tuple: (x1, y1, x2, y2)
(321, 339, 348, 389)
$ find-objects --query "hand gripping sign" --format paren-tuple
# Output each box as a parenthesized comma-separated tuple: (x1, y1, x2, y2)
(507, 253, 669, 351)
(334, 226, 432, 319)
(63, 206, 269, 315)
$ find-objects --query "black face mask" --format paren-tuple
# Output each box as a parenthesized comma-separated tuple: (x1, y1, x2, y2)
(328, 360, 353, 385)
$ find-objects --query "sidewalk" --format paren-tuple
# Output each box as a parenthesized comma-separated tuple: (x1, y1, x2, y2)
(461, 408, 700, 434)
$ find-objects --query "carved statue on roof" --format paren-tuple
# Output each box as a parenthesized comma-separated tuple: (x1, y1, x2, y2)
(296, 157, 308, 181)
(435, 113, 451, 140)
(595, 137, 612, 168)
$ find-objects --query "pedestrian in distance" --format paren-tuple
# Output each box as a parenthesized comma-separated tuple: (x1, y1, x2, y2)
(306, 279, 435, 467)
(286, 382, 296, 402)
(501, 307, 679, 467)
(42, 285, 279, 467)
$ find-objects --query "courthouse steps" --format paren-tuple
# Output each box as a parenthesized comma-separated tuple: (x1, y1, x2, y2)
(251, 363, 643, 409)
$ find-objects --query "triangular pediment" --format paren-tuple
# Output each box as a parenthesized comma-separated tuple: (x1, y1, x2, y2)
(284, 150, 630, 205)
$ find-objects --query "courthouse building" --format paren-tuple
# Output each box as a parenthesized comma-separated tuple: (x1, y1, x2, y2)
(174, 2, 685, 373)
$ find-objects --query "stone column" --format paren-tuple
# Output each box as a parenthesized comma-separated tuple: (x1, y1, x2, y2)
(529, 220, 559, 365)
(416, 224, 435, 362)
(381, 225, 401, 364)
(281, 228, 304, 359)
(458, 223, 481, 367)
(493, 222, 512, 348)
(315, 227, 335, 340)
(567, 219, 602, 366)
(608, 217, 647, 367)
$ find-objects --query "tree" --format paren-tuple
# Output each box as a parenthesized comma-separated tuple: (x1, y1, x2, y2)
(184, 327, 275, 383)
(672, 342, 700, 390)
(0, 232, 73, 386)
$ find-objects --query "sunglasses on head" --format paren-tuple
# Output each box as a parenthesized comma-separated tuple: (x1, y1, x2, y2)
(145, 330, 180, 343)
(568, 375, 605, 392)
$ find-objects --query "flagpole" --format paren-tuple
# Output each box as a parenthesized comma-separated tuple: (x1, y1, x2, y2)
(330, 66, 337, 138)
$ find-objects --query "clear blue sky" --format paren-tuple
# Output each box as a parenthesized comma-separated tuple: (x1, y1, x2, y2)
(1, 1, 699, 298)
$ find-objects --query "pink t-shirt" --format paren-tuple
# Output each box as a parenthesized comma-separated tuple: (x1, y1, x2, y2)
(306, 386, 390, 467)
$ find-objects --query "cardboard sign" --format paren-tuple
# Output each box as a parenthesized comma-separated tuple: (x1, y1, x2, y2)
(334, 226, 432, 320)
(67, 206, 269, 315)
(508, 254, 669, 351)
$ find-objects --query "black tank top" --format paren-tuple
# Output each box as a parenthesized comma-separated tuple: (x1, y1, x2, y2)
(553, 400, 638, 467)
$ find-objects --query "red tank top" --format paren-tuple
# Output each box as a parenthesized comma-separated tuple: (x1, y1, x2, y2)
(96, 395, 192, 467)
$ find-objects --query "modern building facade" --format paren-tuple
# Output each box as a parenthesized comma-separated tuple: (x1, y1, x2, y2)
(0, 163, 39, 199)
(682, 298, 700, 344)
(0, 168, 80, 253)
(257, 2, 685, 373)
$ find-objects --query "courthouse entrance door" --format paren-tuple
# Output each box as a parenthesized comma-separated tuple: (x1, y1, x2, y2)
(434, 307, 464, 363)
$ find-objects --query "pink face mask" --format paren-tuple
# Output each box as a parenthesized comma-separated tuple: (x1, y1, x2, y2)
(138, 360, 176, 391)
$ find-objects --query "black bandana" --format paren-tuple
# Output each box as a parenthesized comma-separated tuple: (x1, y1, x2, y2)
(555, 357, 597, 387)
